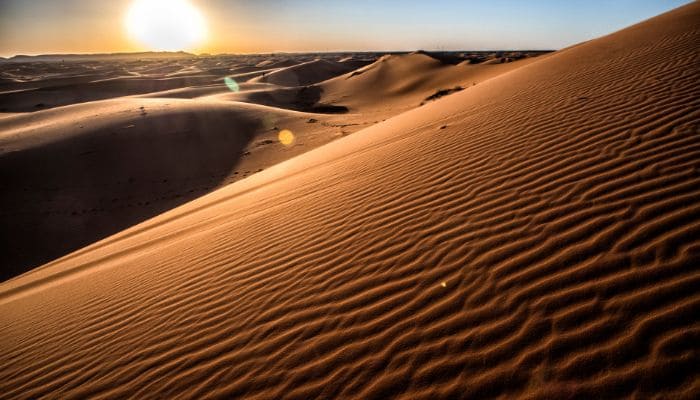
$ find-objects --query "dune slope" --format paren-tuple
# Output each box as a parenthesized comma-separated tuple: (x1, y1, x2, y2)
(0, 98, 261, 280)
(250, 59, 354, 87)
(319, 52, 541, 113)
(0, 97, 351, 280)
(0, 74, 220, 112)
(1, 3, 700, 400)
(213, 53, 540, 121)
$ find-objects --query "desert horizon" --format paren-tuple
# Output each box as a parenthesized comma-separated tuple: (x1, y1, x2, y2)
(1, 0, 699, 399)
(1, 49, 555, 59)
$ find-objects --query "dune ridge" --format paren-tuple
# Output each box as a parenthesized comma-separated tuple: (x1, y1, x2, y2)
(250, 59, 354, 87)
(319, 52, 543, 113)
(1, 2, 699, 399)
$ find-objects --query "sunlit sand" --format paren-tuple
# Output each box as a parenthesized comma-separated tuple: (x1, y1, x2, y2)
(1, 1, 698, 399)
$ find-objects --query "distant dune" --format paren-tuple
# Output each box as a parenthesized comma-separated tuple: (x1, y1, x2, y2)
(0, 75, 219, 112)
(213, 52, 537, 116)
(2, 51, 196, 63)
(1, 2, 699, 399)
(250, 59, 356, 87)
(319, 52, 542, 113)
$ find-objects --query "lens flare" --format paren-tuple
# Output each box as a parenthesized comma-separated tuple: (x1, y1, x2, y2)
(278, 129, 295, 146)
(224, 77, 240, 92)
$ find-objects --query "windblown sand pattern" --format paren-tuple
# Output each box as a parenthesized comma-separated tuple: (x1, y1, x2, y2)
(1, 3, 699, 399)
(1, 48, 534, 279)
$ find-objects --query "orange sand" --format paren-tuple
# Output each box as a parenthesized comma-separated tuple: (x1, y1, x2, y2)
(1, 3, 699, 399)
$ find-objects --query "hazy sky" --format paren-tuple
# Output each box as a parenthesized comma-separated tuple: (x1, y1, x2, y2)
(0, 0, 691, 56)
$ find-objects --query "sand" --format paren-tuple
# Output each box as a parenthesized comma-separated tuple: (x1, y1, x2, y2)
(0, 54, 382, 278)
(319, 51, 545, 115)
(249, 59, 357, 87)
(1, 49, 539, 279)
(1, 2, 699, 399)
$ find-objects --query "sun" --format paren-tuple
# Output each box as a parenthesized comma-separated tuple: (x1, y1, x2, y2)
(125, 0, 207, 51)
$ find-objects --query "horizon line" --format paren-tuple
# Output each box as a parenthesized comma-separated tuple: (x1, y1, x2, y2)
(0, 48, 557, 59)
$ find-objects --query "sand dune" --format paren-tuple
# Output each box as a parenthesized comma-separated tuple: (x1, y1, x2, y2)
(212, 85, 350, 114)
(250, 59, 355, 87)
(1, 54, 384, 277)
(214, 52, 538, 119)
(0, 56, 310, 112)
(0, 75, 223, 112)
(255, 59, 302, 69)
(1, 3, 700, 399)
(319, 52, 542, 114)
(3, 51, 195, 63)
(0, 96, 367, 280)
(0, 98, 254, 279)
(1, 47, 530, 278)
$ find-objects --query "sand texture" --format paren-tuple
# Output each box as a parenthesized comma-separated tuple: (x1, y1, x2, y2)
(1, 2, 699, 399)
(1, 49, 537, 279)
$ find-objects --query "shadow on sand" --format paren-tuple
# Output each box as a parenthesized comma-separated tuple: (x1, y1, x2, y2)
(0, 107, 262, 281)
(233, 85, 348, 114)
(0, 76, 217, 112)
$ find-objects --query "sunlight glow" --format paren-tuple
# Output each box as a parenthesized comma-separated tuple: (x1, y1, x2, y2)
(126, 0, 207, 51)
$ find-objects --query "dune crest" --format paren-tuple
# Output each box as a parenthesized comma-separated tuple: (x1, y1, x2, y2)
(1, 2, 699, 399)
(319, 52, 542, 113)
(250, 59, 355, 87)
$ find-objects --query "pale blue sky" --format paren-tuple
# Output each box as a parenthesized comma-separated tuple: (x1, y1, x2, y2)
(0, 0, 692, 56)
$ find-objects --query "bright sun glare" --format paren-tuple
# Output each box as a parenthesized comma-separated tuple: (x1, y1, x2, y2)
(126, 0, 207, 51)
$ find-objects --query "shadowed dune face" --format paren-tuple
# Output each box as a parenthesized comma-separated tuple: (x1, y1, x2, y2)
(0, 54, 383, 280)
(220, 85, 349, 114)
(0, 76, 219, 112)
(1, 4, 699, 400)
(250, 59, 356, 87)
(0, 102, 262, 281)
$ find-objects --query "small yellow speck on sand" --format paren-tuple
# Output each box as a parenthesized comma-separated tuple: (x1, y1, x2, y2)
(441, 281, 447, 288)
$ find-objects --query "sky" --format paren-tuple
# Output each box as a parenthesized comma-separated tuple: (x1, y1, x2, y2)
(0, 0, 692, 57)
